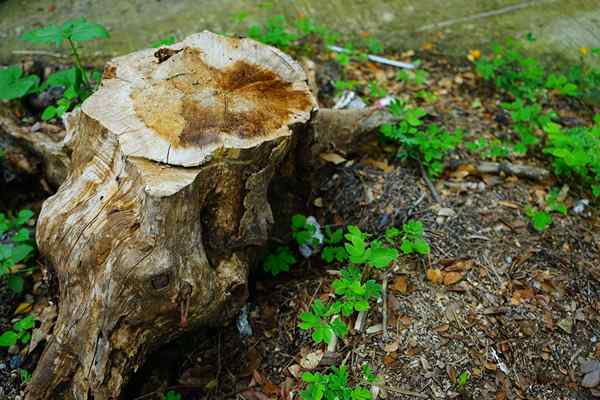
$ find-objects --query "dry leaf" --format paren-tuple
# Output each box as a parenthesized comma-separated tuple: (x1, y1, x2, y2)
(384, 341, 399, 353)
(15, 302, 33, 314)
(288, 364, 301, 379)
(392, 276, 408, 294)
(511, 288, 535, 305)
(498, 200, 519, 209)
(320, 152, 347, 165)
(300, 350, 323, 370)
(443, 271, 464, 286)
(383, 351, 397, 366)
(427, 268, 444, 284)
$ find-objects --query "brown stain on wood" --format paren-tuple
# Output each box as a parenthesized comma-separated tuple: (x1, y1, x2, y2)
(130, 44, 312, 149)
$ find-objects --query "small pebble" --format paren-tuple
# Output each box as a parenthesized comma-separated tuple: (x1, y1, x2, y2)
(9, 355, 22, 369)
(583, 369, 600, 388)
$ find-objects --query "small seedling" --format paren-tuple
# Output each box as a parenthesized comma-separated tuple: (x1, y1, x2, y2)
(381, 100, 462, 177)
(344, 225, 398, 269)
(321, 227, 347, 263)
(301, 365, 375, 400)
(292, 214, 320, 247)
(0, 315, 36, 347)
(298, 299, 348, 345)
(457, 370, 470, 389)
(525, 207, 552, 231)
(396, 219, 430, 255)
(20, 17, 109, 119)
(330, 267, 381, 316)
(262, 246, 296, 276)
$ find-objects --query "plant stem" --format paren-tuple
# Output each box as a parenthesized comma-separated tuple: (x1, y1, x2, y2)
(67, 38, 90, 88)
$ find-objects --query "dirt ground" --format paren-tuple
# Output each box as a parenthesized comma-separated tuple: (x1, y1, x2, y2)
(1, 45, 599, 400)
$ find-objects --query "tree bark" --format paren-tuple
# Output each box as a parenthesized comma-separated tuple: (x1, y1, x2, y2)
(26, 32, 316, 400)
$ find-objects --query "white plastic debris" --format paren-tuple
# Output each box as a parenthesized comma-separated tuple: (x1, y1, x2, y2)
(333, 90, 367, 110)
(299, 216, 324, 258)
(572, 199, 590, 215)
(236, 304, 253, 338)
(327, 45, 416, 69)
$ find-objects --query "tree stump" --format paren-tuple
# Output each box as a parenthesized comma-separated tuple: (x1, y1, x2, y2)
(27, 31, 316, 399)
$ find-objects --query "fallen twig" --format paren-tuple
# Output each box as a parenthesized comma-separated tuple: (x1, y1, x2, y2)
(327, 45, 415, 69)
(475, 161, 550, 181)
(382, 274, 389, 339)
(417, 158, 441, 203)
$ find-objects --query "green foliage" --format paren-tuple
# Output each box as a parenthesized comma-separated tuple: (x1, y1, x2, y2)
(20, 17, 109, 46)
(19, 368, 32, 384)
(151, 35, 177, 48)
(543, 118, 600, 196)
(525, 188, 569, 231)
(321, 227, 347, 263)
(0, 210, 36, 294)
(395, 219, 430, 255)
(40, 67, 101, 120)
(526, 208, 552, 231)
(0, 315, 35, 347)
(163, 390, 181, 400)
(368, 81, 387, 99)
(397, 69, 429, 86)
(301, 365, 375, 400)
(330, 267, 381, 316)
(474, 37, 545, 101)
(381, 100, 462, 177)
(344, 225, 398, 269)
(248, 15, 298, 49)
(292, 214, 319, 246)
(333, 80, 359, 94)
(20, 18, 109, 118)
(0, 65, 40, 101)
(501, 99, 556, 154)
(263, 246, 296, 276)
(457, 370, 470, 389)
(298, 299, 348, 345)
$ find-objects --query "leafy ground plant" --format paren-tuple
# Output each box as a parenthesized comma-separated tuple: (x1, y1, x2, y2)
(525, 188, 567, 231)
(543, 117, 600, 197)
(0, 210, 36, 293)
(298, 299, 348, 345)
(163, 390, 181, 400)
(0, 314, 35, 347)
(20, 17, 109, 119)
(262, 246, 296, 276)
(301, 364, 377, 400)
(386, 219, 430, 255)
(0, 65, 40, 101)
(380, 100, 462, 177)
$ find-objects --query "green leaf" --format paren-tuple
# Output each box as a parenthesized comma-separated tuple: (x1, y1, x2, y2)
(400, 239, 413, 254)
(413, 238, 430, 255)
(351, 388, 373, 400)
(67, 18, 110, 42)
(368, 242, 398, 268)
(20, 25, 64, 46)
(11, 228, 30, 242)
(263, 246, 296, 276)
(0, 331, 18, 347)
(42, 106, 57, 121)
(14, 315, 35, 332)
(151, 35, 177, 48)
(291, 214, 307, 229)
(15, 210, 33, 226)
(9, 244, 34, 264)
(531, 211, 552, 231)
(7, 275, 24, 293)
(0, 65, 40, 101)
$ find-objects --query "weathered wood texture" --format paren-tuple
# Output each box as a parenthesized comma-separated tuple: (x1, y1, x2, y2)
(27, 32, 316, 399)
